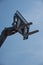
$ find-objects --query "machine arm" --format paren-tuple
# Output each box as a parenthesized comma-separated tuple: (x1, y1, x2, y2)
(0, 26, 16, 47)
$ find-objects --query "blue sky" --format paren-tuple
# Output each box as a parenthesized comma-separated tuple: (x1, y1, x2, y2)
(0, 0, 43, 65)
